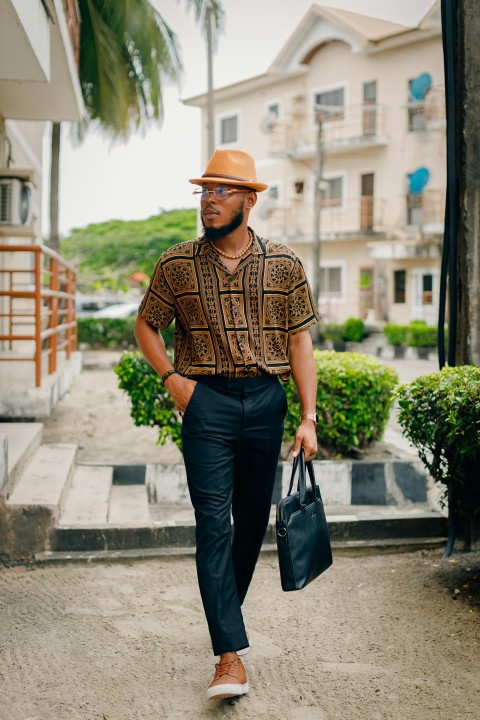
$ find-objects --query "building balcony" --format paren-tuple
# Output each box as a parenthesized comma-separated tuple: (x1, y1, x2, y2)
(0, 0, 83, 121)
(265, 196, 387, 242)
(367, 189, 445, 260)
(406, 86, 446, 132)
(269, 104, 388, 159)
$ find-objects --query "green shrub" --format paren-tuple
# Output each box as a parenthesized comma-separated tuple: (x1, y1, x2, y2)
(383, 323, 409, 346)
(342, 318, 365, 343)
(78, 318, 174, 349)
(395, 366, 480, 547)
(114, 351, 182, 449)
(407, 324, 437, 348)
(323, 323, 344, 343)
(116, 350, 398, 458)
(284, 351, 398, 458)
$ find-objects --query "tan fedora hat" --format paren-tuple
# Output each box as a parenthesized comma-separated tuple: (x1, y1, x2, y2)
(189, 149, 268, 192)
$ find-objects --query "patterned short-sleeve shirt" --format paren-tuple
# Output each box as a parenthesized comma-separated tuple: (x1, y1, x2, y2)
(138, 230, 320, 379)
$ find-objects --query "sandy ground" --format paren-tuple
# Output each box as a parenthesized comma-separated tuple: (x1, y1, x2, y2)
(1, 550, 479, 720)
(6, 352, 479, 718)
(41, 351, 436, 465)
(42, 353, 182, 464)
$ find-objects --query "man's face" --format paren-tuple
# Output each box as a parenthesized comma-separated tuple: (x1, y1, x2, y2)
(200, 184, 251, 241)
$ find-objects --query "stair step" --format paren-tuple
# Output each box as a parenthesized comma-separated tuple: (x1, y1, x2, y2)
(107, 484, 150, 525)
(59, 465, 113, 527)
(52, 509, 447, 553)
(0, 422, 43, 498)
(7, 444, 77, 511)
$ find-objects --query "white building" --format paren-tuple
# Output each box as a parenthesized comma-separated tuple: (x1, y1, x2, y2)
(185, 2, 445, 326)
(0, 0, 84, 416)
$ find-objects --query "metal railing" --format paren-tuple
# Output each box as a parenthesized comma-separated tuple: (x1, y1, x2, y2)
(269, 104, 388, 157)
(407, 189, 446, 228)
(0, 244, 77, 387)
(266, 196, 387, 240)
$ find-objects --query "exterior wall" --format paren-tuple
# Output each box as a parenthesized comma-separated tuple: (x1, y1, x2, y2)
(195, 19, 445, 326)
(1, 119, 44, 243)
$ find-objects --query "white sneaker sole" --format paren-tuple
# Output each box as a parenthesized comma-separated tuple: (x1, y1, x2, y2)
(206, 682, 250, 700)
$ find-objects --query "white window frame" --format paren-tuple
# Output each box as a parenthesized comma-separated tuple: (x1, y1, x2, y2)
(320, 170, 347, 211)
(318, 259, 347, 304)
(311, 81, 348, 124)
(267, 180, 283, 202)
(217, 109, 241, 147)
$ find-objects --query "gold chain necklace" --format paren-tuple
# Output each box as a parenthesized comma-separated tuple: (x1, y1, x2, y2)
(213, 230, 254, 260)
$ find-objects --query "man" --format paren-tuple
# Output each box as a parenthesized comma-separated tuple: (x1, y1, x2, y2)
(135, 149, 319, 700)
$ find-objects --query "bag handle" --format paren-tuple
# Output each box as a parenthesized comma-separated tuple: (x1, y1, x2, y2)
(286, 449, 317, 509)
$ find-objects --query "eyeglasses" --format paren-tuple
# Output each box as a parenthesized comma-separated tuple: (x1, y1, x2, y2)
(192, 186, 248, 201)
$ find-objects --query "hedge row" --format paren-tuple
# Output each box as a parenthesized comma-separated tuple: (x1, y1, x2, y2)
(383, 320, 439, 348)
(115, 350, 398, 458)
(77, 318, 174, 350)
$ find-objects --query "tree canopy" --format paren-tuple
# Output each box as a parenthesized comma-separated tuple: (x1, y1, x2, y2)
(60, 208, 197, 291)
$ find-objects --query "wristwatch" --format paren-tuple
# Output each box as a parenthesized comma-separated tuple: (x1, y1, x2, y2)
(301, 413, 318, 424)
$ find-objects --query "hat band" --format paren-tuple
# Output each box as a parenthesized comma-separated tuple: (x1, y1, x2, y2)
(202, 172, 254, 183)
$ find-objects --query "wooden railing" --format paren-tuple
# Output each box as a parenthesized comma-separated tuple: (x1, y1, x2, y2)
(0, 244, 77, 387)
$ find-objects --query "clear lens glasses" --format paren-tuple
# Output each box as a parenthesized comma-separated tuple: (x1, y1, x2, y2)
(192, 187, 247, 201)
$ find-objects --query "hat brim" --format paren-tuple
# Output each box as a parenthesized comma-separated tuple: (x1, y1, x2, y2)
(189, 175, 268, 192)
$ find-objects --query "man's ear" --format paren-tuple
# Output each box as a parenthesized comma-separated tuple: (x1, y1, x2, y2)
(245, 191, 257, 209)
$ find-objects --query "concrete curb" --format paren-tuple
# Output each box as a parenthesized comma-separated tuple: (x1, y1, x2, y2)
(144, 458, 430, 507)
(34, 536, 448, 565)
(53, 511, 447, 553)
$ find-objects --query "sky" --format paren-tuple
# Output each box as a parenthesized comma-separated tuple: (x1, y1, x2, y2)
(44, 0, 436, 236)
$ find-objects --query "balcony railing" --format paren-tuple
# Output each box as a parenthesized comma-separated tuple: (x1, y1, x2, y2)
(62, 0, 81, 67)
(269, 104, 388, 158)
(407, 189, 446, 231)
(266, 196, 387, 241)
(407, 86, 446, 131)
(0, 244, 77, 387)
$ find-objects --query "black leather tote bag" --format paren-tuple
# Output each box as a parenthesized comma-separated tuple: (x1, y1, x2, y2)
(276, 449, 332, 591)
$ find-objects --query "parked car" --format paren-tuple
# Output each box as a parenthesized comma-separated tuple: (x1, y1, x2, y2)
(92, 302, 139, 318)
(76, 295, 124, 318)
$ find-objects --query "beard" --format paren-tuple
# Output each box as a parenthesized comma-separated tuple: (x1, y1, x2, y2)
(201, 204, 245, 241)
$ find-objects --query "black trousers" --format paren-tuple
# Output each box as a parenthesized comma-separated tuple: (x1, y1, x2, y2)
(181, 374, 287, 656)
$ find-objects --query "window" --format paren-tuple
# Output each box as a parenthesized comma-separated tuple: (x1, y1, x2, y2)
(267, 102, 280, 119)
(407, 192, 423, 224)
(220, 115, 238, 144)
(314, 87, 345, 121)
(320, 266, 342, 295)
(422, 274, 433, 305)
(268, 185, 279, 200)
(394, 270, 406, 304)
(363, 81, 377, 135)
(408, 79, 425, 131)
(294, 180, 304, 195)
(321, 177, 343, 208)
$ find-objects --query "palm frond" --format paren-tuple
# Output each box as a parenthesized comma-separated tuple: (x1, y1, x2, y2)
(178, 0, 225, 45)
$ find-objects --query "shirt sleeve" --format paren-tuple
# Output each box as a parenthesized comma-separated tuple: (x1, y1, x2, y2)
(137, 257, 176, 330)
(287, 257, 321, 334)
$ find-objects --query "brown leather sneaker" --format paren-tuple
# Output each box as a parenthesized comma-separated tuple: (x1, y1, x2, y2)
(206, 653, 249, 700)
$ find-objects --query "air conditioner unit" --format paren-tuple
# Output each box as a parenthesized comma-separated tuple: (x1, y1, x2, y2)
(0, 178, 33, 226)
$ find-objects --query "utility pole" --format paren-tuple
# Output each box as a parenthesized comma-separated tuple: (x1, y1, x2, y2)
(206, 3, 215, 157)
(311, 107, 325, 345)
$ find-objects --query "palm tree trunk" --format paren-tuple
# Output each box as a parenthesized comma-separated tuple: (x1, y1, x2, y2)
(49, 122, 61, 252)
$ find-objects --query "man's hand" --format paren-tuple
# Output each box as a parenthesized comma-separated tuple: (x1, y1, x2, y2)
(292, 419, 318, 461)
(164, 373, 197, 413)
